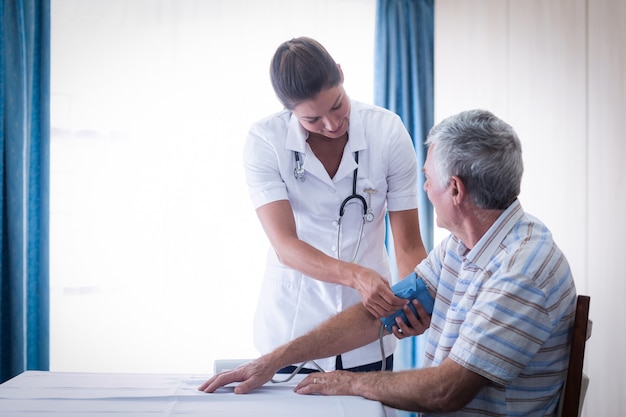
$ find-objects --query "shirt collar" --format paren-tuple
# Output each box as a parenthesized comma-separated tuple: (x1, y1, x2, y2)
(464, 199, 524, 270)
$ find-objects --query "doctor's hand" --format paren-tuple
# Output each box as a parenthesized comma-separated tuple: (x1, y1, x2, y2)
(198, 357, 276, 394)
(354, 271, 406, 318)
(390, 298, 431, 339)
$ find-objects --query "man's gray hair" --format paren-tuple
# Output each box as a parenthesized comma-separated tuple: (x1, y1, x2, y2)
(425, 109, 523, 210)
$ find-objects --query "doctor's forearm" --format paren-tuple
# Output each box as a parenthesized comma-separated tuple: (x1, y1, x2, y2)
(275, 239, 364, 287)
(388, 209, 428, 278)
(257, 201, 361, 288)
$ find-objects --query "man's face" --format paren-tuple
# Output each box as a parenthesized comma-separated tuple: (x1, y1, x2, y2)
(423, 145, 453, 231)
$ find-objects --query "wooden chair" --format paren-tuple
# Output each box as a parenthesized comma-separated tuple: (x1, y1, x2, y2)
(557, 295, 592, 417)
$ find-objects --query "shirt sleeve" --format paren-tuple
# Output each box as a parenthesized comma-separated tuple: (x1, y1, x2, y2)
(415, 240, 446, 291)
(448, 274, 554, 386)
(384, 114, 419, 212)
(243, 123, 289, 210)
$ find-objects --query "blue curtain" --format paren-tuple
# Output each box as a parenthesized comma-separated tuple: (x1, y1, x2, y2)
(375, 0, 434, 380)
(0, 0, 50, 384)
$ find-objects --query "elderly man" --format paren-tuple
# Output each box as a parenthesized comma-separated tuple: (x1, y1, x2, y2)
(199, 110, 576, 416)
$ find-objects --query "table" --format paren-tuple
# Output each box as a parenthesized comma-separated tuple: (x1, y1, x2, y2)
(0, 371, 388, 416)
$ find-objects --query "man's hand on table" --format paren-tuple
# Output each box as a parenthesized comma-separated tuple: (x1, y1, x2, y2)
(198, 357, 277, 394)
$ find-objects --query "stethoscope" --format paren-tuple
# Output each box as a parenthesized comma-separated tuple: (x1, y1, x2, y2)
(293, 150, 374, 262)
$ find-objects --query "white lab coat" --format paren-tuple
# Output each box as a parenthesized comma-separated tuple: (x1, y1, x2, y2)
(244, 100, 418, 370)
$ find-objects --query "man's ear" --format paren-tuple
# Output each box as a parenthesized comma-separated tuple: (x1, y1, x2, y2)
(449, 176, 465, 205)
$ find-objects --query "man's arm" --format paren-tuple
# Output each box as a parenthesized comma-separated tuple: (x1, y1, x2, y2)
(295, 357, 489, 413)
(198, 303, 383, 394)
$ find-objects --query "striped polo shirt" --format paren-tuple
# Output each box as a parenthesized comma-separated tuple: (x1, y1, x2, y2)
(417, 199, 576, 417)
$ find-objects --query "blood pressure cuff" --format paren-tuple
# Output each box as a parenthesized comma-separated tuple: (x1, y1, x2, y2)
(380, 272, 435, 332)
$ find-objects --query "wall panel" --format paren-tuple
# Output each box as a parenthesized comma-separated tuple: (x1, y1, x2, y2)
(434, 0, 509, 119)
(586, 0, 626, 414)
(508, 0, 587, 290)
(435, 1, 626, 415)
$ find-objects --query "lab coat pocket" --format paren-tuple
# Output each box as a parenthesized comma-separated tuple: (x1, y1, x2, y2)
(253, 264, 303, 352)
(359, 177, 388, 222)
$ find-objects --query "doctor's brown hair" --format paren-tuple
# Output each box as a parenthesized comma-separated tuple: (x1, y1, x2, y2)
(270, 37, 342, 110)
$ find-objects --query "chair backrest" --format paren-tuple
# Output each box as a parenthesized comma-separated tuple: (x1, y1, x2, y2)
(557, 294, 591, 417)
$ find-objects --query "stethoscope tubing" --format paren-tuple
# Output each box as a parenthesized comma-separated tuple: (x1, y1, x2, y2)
(293, 150, 373, 262)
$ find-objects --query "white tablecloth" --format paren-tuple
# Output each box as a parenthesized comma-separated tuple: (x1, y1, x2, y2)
(0, 371, 387, 417)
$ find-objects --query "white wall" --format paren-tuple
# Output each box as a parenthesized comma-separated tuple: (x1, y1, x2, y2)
(435, 0, 626, 415)
(50, 0, 376, 374)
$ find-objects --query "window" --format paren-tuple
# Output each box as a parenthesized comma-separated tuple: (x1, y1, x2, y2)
(50, 0, 375, 373)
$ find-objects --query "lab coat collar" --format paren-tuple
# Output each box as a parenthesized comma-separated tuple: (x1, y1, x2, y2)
(285, 113, 308, 153)
(346, 101, 367, 153)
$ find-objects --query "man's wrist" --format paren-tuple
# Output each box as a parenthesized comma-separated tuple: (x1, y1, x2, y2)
(353, 371, 382, 400)
(266, 344, 293, 372)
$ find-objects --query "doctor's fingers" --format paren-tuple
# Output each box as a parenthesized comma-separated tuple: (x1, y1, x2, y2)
(361, 283, 404, 318)
(363, 299, 391, 319)
(363, 295, 403, 319)
(372, 278, 406, 309)
(378, 291, 408, 317)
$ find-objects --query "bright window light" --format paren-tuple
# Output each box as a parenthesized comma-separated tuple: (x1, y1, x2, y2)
(50, 0, 375, 373)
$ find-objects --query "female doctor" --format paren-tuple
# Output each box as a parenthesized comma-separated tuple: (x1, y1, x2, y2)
(246, 37, 427, 373)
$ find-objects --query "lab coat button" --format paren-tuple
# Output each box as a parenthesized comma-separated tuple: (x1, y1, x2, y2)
(331, 245, 337, 252)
